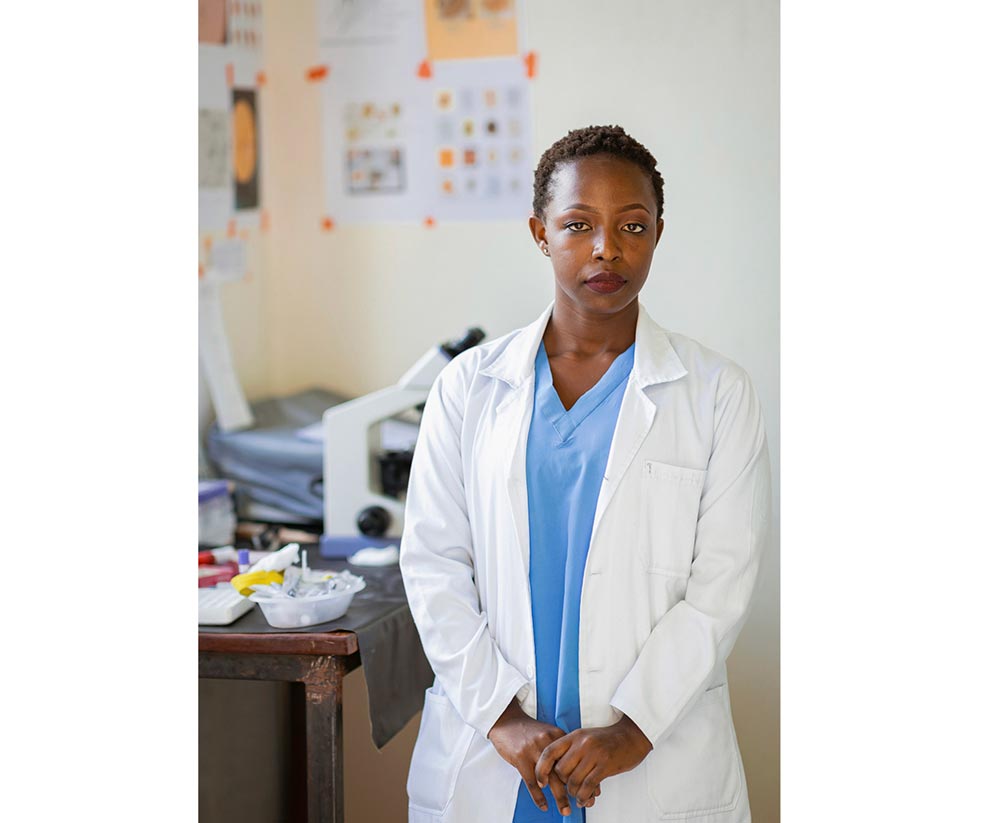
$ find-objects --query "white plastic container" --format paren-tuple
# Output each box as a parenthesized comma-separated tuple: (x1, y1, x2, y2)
(199, 480, 236, 546)
(249, 585, 363, 628)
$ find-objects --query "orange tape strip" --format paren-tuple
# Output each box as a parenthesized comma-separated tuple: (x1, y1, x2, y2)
(321, 216, 335, 231)
(423, 216, 436, 228)
(227, 220, 237, 238)
(524, 52, 538, 79)
(256, 71, 267, 86)
(417, 59, 432, 79)
(306, 65, 329, 82)
(225, 63, 235, 87)
(199, 263, 205, 279)
(260, 210, 270, 232)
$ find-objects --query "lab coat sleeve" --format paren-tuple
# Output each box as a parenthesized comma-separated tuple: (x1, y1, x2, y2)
(399, 365, 529, 740)
(609, 364, 772, 747)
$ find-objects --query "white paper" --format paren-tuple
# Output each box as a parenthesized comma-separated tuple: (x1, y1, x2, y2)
(424, 57, 533, 222)
(318, 0, 412, 46)
(318, 1, 431, 223)
(204, 237, 247, 282)
(198, 41, 264, 231)
(198, 281, 254, 432)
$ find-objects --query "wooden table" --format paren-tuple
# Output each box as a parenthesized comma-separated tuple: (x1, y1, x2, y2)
(199, 629, 363, 823)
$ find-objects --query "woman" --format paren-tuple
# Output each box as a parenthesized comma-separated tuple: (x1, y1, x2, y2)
(400, 125, 771, 823)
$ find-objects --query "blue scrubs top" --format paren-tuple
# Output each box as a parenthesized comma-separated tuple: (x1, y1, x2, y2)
(512, 338, 635, 823)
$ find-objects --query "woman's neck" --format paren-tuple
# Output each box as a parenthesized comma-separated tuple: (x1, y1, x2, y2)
(543, 297, 639, 359)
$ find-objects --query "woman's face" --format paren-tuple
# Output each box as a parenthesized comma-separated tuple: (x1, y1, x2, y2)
(529, 154, 663, 318)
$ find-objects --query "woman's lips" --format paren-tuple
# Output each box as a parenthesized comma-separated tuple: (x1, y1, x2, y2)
(585, 274, 626, 294)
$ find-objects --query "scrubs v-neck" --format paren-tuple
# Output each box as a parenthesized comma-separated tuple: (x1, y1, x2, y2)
(511, 339, 635, 823)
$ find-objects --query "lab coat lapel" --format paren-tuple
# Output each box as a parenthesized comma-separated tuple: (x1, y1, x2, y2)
(499, 382, 533, 577)
(591, 303, 689, 538)
(592, 379, 656, 531)
(482, 301, 554, 578)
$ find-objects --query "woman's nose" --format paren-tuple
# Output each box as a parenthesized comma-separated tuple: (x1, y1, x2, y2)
(592, 229, 621, 261)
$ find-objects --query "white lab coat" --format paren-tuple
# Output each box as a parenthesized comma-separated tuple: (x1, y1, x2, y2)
(400, 300, 771, 823)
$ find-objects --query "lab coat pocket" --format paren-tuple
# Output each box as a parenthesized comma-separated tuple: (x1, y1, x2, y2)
(645, 684, 740, 819)
(406, 688, 476, 815)
(639, 460, 707, 576)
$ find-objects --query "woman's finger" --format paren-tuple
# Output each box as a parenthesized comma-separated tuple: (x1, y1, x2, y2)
(579, 780, 602, 808)
(572, 763, 603, 805)
(546, 774, 573, 817)
(516, 762, 549, 813)
(535, 735, 573, 788)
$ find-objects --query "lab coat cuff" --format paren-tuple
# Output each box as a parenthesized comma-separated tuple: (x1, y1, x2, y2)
(609, 692, 661, 750)
(475, 671, 530, 741)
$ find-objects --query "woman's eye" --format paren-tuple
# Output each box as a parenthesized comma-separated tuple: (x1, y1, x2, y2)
(565, 222, 589, 232)
(623, 223, 647, 234)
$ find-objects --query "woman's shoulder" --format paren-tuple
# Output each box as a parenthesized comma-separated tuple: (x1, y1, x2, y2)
(434, 321, 529, 392)
(429, 328, 511, 406)
(638, 304, 753, 394)
(664, 330, 747, 381)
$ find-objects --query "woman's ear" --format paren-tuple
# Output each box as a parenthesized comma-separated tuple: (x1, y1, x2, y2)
(654, 218, 665, 248)
(528, 214, 549, 256)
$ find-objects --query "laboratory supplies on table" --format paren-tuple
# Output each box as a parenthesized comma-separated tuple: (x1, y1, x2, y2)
(230, 569, 284, 596)
(247, 542, 301, 573)
(348, 544, 400, 566)
(222, 542, 307, 594)
(198, 546, 239, 565)
(199, 586, 255, 625)
(249, 568, 366, 628)
(199, 562, 238, 588)
(199, 479, 236, 545)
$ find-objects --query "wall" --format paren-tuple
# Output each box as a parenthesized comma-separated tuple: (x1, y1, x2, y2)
(206, 1, 779, 820)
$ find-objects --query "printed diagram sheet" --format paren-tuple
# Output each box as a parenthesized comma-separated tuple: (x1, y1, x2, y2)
(198, 0, 264, 234)
(318, 0, 429, 223)
(317, 0, 532, 224)
(198, 0, 267, 280)
(427, 57, 532, 221)
(231, 88, 260, 210)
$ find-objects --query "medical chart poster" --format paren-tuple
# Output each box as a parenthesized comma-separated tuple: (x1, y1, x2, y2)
(425, 56, 532, 221)
(319, 36, 435, 223)
(317, 0, 430, 223)
(317, 0, 533, 224)
(198, 4, 265, 234)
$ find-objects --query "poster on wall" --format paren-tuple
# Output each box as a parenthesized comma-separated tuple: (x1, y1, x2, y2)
(198, 0, 266, 278)
(426, 56, 532, 221)
(316, 0, 532, 225)
(317, 0, 431, 223)
(232, 88, 260, 210)
(424, 0, 519, 61)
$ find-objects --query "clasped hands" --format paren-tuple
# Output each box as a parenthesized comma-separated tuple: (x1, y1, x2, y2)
(487, 697, 652, 816)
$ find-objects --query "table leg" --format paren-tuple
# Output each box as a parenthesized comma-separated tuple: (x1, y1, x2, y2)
(199, 650, 360, 823)
(304, 658, 346, 823)
(289, 682, 308, 823)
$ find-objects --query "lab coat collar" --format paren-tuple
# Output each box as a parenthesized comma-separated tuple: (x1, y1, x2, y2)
(479, 298, 688, 389)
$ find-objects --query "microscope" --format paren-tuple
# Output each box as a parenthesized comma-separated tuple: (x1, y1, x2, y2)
(319, 326, 485, 558)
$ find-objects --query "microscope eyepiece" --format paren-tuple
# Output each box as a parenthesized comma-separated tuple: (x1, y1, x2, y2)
(440, 327, 486, 359)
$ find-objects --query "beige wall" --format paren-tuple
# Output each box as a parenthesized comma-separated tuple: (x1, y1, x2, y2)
(205, 1, 779, 820)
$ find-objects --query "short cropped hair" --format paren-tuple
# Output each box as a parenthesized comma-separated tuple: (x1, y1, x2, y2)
(532, 125, 664, 220)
